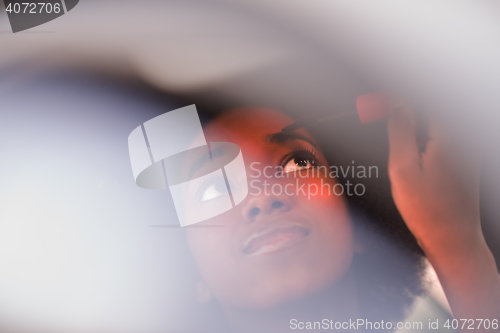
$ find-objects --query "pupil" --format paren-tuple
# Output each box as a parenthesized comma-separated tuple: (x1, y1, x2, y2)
(295, 157, 309, 167)
(216, 181, 227, 192)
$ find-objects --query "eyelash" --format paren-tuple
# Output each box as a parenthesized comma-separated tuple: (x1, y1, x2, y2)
(279, 148, 319, 171)
(195, 177, 226, 202)
(194, 176, 237, 203)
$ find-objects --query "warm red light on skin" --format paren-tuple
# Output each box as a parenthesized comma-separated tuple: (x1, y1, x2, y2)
(385, 96, 500, 331)
(187, 100, 500, 332)
(186, 108, 358, 314)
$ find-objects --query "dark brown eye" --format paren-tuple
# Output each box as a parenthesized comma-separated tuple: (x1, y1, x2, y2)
(283, 155, 313, 174)
(294, 156, 310, 168)
(197, 179, 227, 202)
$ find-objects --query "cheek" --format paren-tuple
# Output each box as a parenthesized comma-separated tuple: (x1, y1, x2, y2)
(294, 177, 355, 272)
(187, 209, 238, 267)
(293, 175, 350, 218)
(186, 209, 244, 301)
(308, 202, 354, 270)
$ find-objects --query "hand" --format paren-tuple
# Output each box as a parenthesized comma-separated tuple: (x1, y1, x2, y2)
(387, 99, 500, 327)
(387, 102, 481, 251)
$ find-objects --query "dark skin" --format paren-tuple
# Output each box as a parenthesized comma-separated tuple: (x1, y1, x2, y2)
(188, 108, 357, 303)
(187, 109, 359, 332)
(187, 100, 500, 332)
(387, 102, 500, 329)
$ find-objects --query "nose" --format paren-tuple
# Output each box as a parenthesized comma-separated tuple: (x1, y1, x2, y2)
(241, 190, 292, 223)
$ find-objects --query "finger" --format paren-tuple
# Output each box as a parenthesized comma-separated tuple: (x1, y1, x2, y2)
(426, 112, 453, 149)
(425, 112, 481, 178)
(387, 101, 421, 171)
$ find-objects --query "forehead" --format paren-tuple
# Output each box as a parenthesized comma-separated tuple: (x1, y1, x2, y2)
(203, 108, 294, 145)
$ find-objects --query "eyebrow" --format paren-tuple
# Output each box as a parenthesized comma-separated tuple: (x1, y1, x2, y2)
(186, 146, 224, 180)
(265, 131, 317, 148)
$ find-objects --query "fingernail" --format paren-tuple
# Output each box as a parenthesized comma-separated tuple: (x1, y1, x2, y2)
(356, 92, 391, 124)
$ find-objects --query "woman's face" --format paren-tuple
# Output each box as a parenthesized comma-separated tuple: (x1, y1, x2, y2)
(187, 108, 354, 310)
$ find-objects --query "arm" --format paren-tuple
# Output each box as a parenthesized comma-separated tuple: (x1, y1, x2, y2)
(387, 102, 500, 331)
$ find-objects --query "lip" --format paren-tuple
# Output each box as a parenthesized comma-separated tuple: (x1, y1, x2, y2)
(242, 222, 310, 256)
